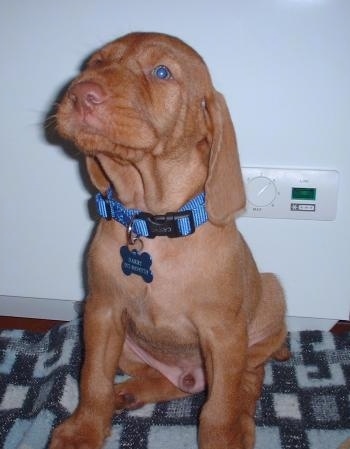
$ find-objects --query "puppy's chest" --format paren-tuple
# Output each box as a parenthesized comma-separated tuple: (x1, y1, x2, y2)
(126, 312, 197, 352)
(120, 271, 199, 361)
(100, 219, 229, 288)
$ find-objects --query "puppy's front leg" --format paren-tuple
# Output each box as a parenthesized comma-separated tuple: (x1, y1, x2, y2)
(49, 298, 122, 449)
(198, 312, 248, 449)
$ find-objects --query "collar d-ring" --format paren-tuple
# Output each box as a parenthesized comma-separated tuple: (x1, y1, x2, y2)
(127, 215, 144, 252)
(127, 215, 138, 245)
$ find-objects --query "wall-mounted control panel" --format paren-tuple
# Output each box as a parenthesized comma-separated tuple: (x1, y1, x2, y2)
(241, 167, 339, 220)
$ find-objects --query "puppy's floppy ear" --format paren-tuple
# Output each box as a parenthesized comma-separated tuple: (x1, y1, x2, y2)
(204, 91, 246, 225)
(85, 156, 110, 194)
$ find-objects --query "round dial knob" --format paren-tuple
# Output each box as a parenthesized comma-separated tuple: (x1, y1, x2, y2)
(246, 176, 277, 207)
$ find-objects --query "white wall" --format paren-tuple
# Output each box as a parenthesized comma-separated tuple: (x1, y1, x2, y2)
(1, 0, 349, 322)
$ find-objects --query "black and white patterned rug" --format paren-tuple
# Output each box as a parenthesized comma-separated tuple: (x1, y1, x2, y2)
(0, 319, 349, 449)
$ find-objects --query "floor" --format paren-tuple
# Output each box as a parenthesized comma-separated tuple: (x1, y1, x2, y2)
(0, 316, 65, 332)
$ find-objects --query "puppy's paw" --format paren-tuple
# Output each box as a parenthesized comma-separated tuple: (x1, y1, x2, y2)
(49, 416, 108, 449)
(114, 388, 145, 411)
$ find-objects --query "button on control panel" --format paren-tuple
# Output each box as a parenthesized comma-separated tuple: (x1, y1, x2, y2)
(241, 167, 339, 221)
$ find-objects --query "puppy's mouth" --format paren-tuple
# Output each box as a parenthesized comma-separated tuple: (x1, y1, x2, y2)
(56, 80, 158, 156)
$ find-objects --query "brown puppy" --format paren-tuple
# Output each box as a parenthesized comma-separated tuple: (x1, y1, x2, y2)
(49, 32, 288, 449)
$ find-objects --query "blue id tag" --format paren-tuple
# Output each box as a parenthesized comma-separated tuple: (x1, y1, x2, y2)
(120, 246, 153, 283)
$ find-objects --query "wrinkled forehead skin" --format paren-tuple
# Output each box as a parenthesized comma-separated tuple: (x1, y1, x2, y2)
(88, 32, 213, 97)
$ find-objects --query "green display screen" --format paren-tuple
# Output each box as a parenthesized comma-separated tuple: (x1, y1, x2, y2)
(292, 187, 316, 201)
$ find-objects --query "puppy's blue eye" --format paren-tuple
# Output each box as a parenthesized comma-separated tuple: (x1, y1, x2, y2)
(153, 65, 172, 80)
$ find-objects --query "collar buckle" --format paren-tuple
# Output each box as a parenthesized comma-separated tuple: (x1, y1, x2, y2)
(136, 210, 195, 238)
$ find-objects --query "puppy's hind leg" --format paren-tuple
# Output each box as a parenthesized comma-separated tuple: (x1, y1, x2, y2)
(114, 367, 190, 411)
(272, 342, 290, 361)
(115, 351, 190, 411)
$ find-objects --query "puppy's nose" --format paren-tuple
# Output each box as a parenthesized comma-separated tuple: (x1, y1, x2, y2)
(68, 81, 106, 112)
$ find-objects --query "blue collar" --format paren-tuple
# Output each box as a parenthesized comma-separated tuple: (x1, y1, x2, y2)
(95, 188, 208, 238)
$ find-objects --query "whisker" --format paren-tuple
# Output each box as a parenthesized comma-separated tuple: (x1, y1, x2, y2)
(43, 114, 58, 130)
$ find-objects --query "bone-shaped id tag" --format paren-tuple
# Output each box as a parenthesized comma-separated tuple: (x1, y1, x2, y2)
(120, 245, 153, 283)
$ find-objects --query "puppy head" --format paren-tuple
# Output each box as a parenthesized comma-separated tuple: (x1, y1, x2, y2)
(56, 32, 245, 223)
(57, 32, 211, 161)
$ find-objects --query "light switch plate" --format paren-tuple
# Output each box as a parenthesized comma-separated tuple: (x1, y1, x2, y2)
(241, 167, 339, 220)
